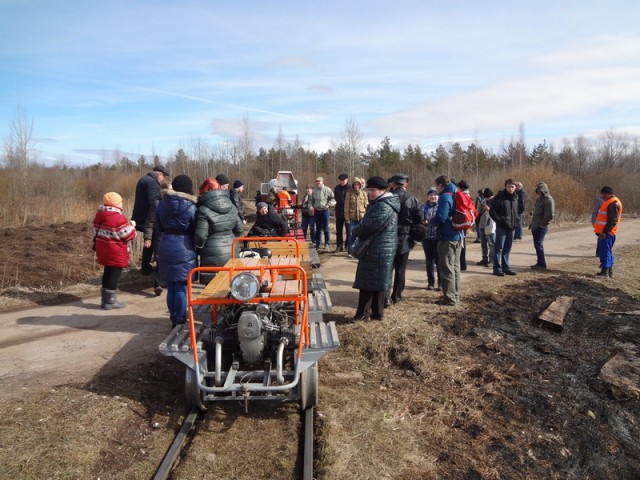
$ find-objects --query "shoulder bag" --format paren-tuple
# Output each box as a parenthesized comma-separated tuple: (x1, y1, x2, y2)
(351, 213, 394, 260)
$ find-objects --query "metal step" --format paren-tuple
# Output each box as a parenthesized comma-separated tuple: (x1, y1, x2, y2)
(308, 288, 332, 313)
(307, 321, 340, 349)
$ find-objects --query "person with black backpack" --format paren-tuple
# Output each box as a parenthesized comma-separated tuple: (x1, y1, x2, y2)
(386, 173, 424, 306)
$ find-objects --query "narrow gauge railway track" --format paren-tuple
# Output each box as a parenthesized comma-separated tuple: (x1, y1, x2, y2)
(153, 407, 316, 480)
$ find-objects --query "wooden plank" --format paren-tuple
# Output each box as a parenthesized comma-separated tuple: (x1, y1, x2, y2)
(198, 271, 231, 299)
(271, 280, 301, 297)
(538, 295, 574, 332)
(598, 350, 640, 399)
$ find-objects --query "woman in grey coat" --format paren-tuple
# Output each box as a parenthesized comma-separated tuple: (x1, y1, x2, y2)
(194, 177, 244, 283)
(351, 176, 400, 321)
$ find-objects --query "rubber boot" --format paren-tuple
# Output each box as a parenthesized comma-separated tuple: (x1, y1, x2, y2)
(100, 288, 107, 309)
(596, 268, 608, 277)
(103, 289, 125, 310)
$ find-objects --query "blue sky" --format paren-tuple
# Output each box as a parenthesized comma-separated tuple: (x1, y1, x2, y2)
(1, 0, 639, 165)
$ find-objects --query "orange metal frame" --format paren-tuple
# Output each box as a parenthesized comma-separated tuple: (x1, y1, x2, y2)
(186, 237, 309, 369)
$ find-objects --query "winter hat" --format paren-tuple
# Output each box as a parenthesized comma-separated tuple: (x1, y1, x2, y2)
(153, 164, 170, 176)
(233, 180, 243, 189)
(391, 173, 409, 185)
(103, 192, 123, 206)
(306, 184, 313, 189)
(601, 186, 613, 195)
(315, 176, 323, 182)
(427, 187, 437, 195)
(257, 202, 268, 210)
(215, 174, 230, 186)
(457, 180, 469, 191)
(338, 173, 348, 180)
(172, 175, 193, 195)
(352, 177, 363, 187)
(366, 176, 388, 190)
(483, 188, 494, 198)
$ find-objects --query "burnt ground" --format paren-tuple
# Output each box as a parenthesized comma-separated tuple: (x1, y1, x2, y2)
(0, 222, 639, 479)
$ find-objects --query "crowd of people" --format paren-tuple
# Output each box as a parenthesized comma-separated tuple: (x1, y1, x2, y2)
(92, 167, 623, 326)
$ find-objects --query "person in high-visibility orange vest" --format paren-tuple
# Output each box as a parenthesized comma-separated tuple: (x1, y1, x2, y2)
(593, 186, 623, 278)
(277, 188, 292, 208)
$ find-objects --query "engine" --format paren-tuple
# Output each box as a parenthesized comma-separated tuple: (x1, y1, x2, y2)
(214, 302, 300, 365)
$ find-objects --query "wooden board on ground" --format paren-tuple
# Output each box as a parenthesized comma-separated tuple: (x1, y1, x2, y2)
(598, 350, 640, 399)
(538, 295, 575, 332)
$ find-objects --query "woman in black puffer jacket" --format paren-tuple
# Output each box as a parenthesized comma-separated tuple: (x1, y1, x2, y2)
(194, 177, 244, 282)
(351, 176, 400, 321)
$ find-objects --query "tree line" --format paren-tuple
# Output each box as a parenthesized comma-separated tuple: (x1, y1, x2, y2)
(2, 110, 638, 228)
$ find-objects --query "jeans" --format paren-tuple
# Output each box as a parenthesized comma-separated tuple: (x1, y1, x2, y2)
(422, 238, 439, 286)
(166, 281, 188, 323)
(314, 209, 330, 246)
(437, 240, 462, 304)
(597, 234, 616, 268)
(532, 227, 548, 267)
(493, 226, 514, 273)
(346, 220, 359, 252)
(515, 212, 523, 239)
(301, 214, 315, 241)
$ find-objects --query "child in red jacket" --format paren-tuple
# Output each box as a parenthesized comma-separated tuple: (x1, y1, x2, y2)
(93, 192, 137, 309)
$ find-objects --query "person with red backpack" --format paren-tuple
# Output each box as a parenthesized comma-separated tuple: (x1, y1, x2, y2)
(434, 175, 463, 306)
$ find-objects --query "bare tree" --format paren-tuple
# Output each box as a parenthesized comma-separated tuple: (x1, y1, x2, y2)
(3, 106, 37, 225)
(597, 129, 628, 170)
(332, 114, 365, 178)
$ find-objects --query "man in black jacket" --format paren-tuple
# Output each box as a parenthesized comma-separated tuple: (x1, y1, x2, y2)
(132, 164, 169, 295)
(248, 202, 289, 237)
(230, 180, 246, 226)
(387, 173, 423, 305)
(489, 178, 519, 277)
(333, 173, 350, 252)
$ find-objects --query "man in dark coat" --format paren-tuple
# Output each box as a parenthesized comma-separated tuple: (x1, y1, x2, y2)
(229, 180, 246, 226)
(132, 164, 169, 296)
(352, 176, 400, 321)
(248, 202, 289, 237)
(489, 178, 519, 276)
(515, 181, 526, 240)
(387, 173, 422, 306)
(333, 173, 350, 252)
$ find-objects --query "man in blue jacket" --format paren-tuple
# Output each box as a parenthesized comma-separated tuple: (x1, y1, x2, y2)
(434, 175, 463, 306)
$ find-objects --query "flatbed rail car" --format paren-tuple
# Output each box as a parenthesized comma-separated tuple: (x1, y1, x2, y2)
(158, 237, 339, 411)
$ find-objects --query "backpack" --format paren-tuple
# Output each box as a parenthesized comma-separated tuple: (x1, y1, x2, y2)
(446, 190, 477, 231)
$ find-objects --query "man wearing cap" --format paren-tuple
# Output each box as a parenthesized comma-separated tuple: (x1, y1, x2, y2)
(309, 177, 335, 249)
(594, 186, 622, 277)
(300, 184, 316, 241)
(215, 174, 230, 190)
(248, 202, 289, 237)
(387, 173, 423, 306)
(132, 164, 170, 296)
(333, 173, 350, 252)
(230, 180, 246, 225)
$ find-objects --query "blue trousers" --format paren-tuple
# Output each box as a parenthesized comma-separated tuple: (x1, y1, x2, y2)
(301, 214, 315, 241)
(167, 281, 188, 324)
(532, 227, 548, 267)
(422, 238, 440, 286)
(347, 220, 359, 252)
(493, 226, 514, 273)
(314, 209, 330, 246)
(515, 212, 523, 239)
(597, 234, 616, 268)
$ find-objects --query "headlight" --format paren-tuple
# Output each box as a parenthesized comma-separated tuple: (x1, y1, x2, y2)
(230, 272, 260, 301)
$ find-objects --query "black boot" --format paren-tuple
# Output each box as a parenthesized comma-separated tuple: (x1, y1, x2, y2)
(100, 288, 107, 309)
(596, 268, 608, 277)
(608, 267, 613, 278)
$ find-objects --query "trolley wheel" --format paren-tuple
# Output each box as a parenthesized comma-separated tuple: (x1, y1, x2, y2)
(185, 363, 208, 412)
(300, 362, 318, 411)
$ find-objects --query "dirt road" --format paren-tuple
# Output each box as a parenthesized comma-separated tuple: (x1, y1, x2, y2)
(1, 220, 639, 393)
